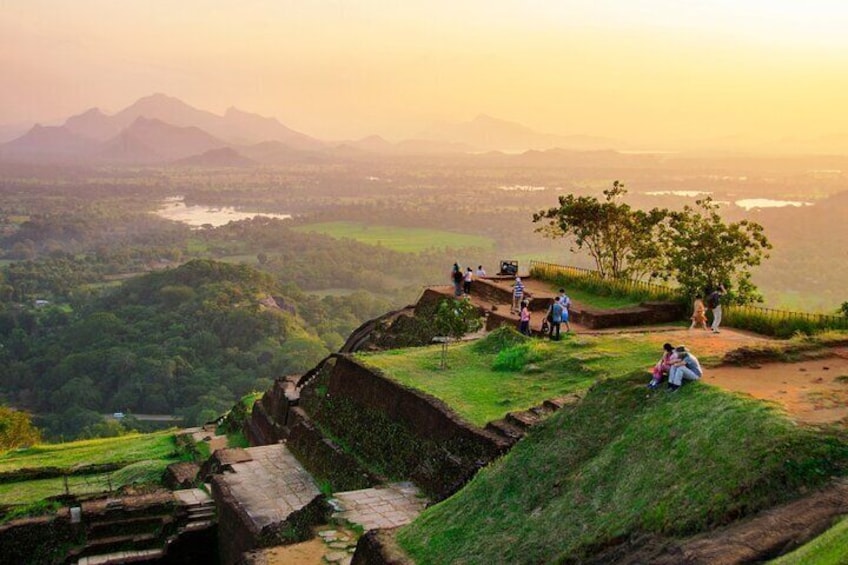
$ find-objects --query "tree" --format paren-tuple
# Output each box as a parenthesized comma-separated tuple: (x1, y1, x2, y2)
(658, 198, 771, 304)
(533, 181, 666, 280)
(0, 406, 41, 450)
(432, 298, 483, 369)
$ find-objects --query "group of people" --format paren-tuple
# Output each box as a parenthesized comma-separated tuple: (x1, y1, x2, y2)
(512, 278, 571, 340)
(451, 263, 486, 297)
(648, 342, 703, 392)
(690, 284, 726, 333)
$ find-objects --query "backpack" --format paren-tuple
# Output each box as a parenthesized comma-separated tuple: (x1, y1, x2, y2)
(551, 301, 563, 321)
(706, 292, 719, 309)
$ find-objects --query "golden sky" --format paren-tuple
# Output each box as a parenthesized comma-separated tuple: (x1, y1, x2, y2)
(2, 0, 848, 151)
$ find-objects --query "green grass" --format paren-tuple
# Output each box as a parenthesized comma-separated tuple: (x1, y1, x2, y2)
(770, 516, 848, 564)
(293, 221, 495, 253)
(555, 285, 641, 309)
(356, 329, 659, 426)
(0, 432, 179, 473)
(0, 432, 184, 506)
(397, 377, 848, 564)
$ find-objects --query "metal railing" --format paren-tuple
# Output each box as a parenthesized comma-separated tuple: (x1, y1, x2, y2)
(528, 260, 684, 303)
(528, 260, 848, 336)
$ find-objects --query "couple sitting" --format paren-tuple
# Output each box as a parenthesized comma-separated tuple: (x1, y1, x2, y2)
(647, 343, 703, 392)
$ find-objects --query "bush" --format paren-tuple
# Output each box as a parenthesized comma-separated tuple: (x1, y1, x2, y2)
(493, 343, 542, 372)
(472, 326, 529, 354)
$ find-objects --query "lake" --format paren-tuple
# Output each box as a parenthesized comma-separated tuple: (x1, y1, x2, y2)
(154, 197, 291, 227)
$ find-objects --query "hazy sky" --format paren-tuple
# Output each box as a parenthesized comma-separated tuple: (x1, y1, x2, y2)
(3, 0, 848, 149)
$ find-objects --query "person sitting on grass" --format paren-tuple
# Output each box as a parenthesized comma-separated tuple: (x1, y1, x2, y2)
(667, 345, 703, 392)
(647, 342, 676, 390)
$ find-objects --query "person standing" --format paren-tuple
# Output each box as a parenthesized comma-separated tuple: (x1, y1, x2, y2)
(463, 267, 473, 295)
(547, 299, 564, 340)
(667, 346, 703, 391)
(518, 300, 531, 335)
(558, 289, 572, 333)
(476, 265, 487, 278)
(451, 263, 463, 297)
(707, 284, 726, 333)
(511, 277, 524, 313)
(689, 294, 708, 330)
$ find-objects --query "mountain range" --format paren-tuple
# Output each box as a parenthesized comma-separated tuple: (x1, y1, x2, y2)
(0, 93, 620, 166)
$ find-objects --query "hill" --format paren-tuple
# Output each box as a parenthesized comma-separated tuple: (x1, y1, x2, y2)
(0, 259, 330, 439)
(396, 372, 848, 563)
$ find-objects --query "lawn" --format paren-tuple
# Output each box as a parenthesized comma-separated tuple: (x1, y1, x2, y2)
(0, 432, 179, 474)
(292, 221, 495, 253)
(0, 432, 185, 506)
(558, 285, 641, 309)
(770, 516, 848, 564)
(356, 330, 659, 426)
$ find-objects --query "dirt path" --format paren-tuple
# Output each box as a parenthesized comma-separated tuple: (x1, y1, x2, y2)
(639, 329, 848, 425)
(435, 282, 848, 425)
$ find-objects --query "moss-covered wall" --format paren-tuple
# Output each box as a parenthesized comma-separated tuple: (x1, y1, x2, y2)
(301, 355, 505, 500)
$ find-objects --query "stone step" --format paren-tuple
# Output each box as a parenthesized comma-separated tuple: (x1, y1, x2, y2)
(77, 548, 164, 565)
(485, 419, 525, 442)
(77, 532, 162, 559)
(505, 410, 542, 430)
(186, 507, 216, 520)
(181, 519, 215, 532)
(529, 404, 555, 418)
(86, 515, 170, 539)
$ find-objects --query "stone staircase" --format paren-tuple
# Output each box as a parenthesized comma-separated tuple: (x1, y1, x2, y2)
(70, 489, 218, 565)
(485, 394, 581, 446)
(69, 494, 175, 565)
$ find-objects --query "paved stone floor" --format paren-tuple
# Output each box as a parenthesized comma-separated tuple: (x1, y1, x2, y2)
(218, 444, 321, 530)
(173, 487, 213, 507)
(331, 482, 427, 531)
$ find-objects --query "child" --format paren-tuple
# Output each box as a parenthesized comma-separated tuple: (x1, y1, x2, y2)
(647, 343, 676, 390)
(689, 294, 708, 330)
(518, 300, 531, 335)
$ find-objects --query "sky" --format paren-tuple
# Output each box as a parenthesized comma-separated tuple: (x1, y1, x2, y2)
(2, 0, 848, 150)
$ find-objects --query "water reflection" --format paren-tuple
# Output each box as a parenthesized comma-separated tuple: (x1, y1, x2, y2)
(154, 198, 291, 227)
(735, 199, 812, 210)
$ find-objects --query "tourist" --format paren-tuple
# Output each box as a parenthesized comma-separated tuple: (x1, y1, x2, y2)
(558, 288, 572, 333)
(463, 267, 473, 295)
(647, 343, 676, 390)
(689, 294, 708, 330)
(518, 300, 531, 335)
(511, 276, 524, 313)
(707, 284, 726, 333)
(451, 263, 463, 297)
(667, 345, 703, 392)
(476, 265, 487, 278)
(547, 299, 564, 341)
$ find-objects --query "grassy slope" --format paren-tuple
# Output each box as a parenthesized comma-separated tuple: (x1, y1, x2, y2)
(770, 517, 848, 565)
(397, 377, 848, 564)
(0, 432, 181, 505)
(293, 221, 494, 253)
(357, 333, 663, 427)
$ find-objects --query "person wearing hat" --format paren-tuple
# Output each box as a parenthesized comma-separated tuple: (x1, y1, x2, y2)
(667, 345, 702, 392)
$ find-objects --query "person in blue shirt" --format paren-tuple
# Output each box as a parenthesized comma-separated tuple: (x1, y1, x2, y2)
(667, 345, 703, 392)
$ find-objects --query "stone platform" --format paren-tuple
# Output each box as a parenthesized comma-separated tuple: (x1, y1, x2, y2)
(211, 444, 329, 564)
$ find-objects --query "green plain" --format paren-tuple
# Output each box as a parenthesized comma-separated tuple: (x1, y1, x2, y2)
(293, 221, 495, 253)
(0, 432, 178, 473)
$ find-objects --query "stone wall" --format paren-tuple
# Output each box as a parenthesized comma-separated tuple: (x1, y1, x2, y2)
(572, 301, 686, 329)
(301, 354, 508, 501)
